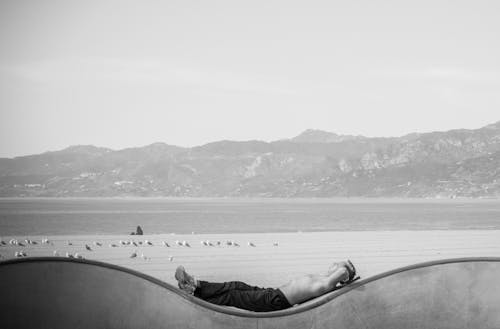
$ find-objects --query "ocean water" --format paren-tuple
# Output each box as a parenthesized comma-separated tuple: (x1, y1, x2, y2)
(0, 198, 500, 236)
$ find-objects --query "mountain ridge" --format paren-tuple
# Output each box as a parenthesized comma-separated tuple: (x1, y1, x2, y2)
(1, 121, 499, 198)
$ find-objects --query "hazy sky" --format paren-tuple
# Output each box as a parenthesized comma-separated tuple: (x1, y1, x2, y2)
(1, 0, 499, 158)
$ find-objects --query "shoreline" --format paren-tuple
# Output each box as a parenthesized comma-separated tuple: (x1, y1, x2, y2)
(2, 198, 500, 235)
(2, 227, 500, 236)
(2, 196, 500, 202)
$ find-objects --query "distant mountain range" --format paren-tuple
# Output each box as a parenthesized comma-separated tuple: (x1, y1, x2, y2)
(1, 121, 500, 198)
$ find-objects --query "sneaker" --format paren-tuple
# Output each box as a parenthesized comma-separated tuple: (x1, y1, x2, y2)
(175, 266, 197, 294)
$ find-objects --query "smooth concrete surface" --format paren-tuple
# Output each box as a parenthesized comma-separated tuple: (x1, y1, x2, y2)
(0, 257, 499, 329)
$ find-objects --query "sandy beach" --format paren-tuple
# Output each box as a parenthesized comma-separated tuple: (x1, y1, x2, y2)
(1, 230, 499, 287)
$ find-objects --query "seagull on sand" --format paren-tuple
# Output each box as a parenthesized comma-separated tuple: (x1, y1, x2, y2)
(146, 240, 153, 246)
(162, 241, 170, 247)
(132, 241, 138, 247)
(66, 252, 74, 258)
(182, 241, 190, 247)
(85, 244, 92, 251)
(109, 243, 118, 247)
(168, 256, 174, 262)
(68, 241, 73, 246)
(130, 251, 138, 258)
(247, 242, 256, 247)
(74, 253, 84, 259)
(175, 240, 182, 246)
(93, 241, 102, 247)
(0, 239, 6, 246)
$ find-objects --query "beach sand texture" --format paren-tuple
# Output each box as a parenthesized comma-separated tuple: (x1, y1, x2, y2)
(1, 230, 499, 288)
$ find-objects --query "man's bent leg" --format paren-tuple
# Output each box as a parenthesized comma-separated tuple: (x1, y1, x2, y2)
(195, 281, 261, 300)
(200, 287, 291, 312)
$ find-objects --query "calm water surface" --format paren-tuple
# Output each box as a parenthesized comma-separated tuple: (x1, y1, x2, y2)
(0, 198, 499, 235)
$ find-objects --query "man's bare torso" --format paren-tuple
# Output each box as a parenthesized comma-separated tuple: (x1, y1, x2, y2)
(279, 274, 323, 305)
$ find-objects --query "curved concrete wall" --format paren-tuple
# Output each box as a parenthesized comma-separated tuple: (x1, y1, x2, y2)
(1, 257, 499, 329)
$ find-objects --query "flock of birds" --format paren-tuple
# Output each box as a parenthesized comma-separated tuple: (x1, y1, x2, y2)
(0, 237, 280, 261)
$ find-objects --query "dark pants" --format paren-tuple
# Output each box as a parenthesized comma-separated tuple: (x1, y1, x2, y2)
(194, 280, 292, 312)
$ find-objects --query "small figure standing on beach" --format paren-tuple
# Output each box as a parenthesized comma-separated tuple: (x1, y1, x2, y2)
(175, 260, 359, 312)
(131, 226, 144, 235)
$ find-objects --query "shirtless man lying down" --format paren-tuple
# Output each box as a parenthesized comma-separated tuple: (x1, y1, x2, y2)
(174, 260, 358, 312)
